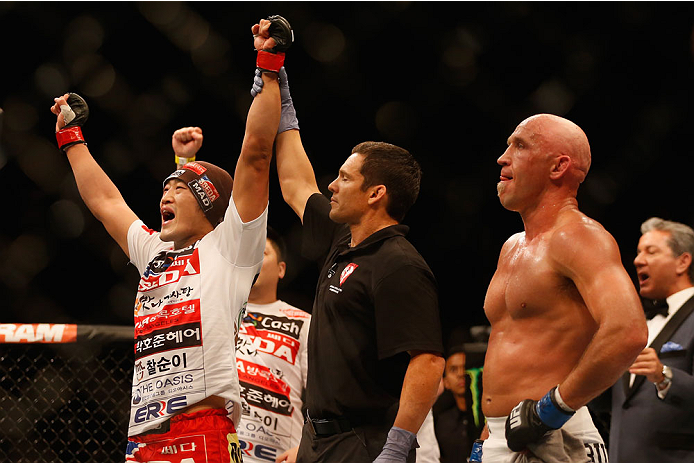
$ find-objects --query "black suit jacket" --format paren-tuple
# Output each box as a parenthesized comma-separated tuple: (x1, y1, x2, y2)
(609, 294, 694, 463)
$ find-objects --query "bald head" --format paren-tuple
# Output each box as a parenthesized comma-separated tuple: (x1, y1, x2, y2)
(520, 114, 591, 183)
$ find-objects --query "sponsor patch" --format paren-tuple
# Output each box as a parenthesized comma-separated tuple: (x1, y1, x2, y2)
(237, 359, 291, 396)
(340, 263, 358, 286)
(237, 324, 300, 364)
(139, 248, 200, 292)
(0, 324, 77, 343)
(132, 371, 196, 404)
(127, 432, 215, 461)
(135, 352, 190, 382)
(328, 285, 342, 294)
(134, 322, 202, 359)
(132, 395, 188, 424)
(135, 300, 200, 337)
(136, 286, 196, 314)
(239, 440, 278, 462)
(279, 307, 310, 319)
(198, 175, 220, 202)
(183, 162, 207, 175)
(188, 179, 213, 212)
(145, 247, 197, 275)
(167, 169, 187, 179)
(243, 313, 304, 339)
(238, 377, 293, 416)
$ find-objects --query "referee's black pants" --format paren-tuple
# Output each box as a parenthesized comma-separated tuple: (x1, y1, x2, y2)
(296, 420, 417, 463)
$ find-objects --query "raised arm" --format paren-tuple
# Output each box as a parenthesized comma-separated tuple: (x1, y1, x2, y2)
(551, 222, 648, 408)
(51, 93, 138, 257)
(254, 65, 319, 222)
(248, 46, 318, 222)
(232, 17, 287, 223)
(276, 129, 320, 222)
(172, 126, 203, 168)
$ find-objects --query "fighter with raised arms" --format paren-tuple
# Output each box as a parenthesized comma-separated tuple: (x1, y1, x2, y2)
(50, 15, 291, 463)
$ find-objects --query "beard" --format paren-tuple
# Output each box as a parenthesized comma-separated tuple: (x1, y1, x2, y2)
(496, 182, 505, 197)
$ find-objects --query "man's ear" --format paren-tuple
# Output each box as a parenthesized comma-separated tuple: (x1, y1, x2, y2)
(278, 261, 287, 279)
(549, 155, 571, 180)
(676, 252, 692, 278)
(367, 184, 387, 206)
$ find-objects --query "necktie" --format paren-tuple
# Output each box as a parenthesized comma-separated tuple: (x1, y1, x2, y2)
(644, 299, 669, 320)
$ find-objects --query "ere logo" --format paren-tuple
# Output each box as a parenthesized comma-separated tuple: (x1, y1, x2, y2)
(133, 396, 188, 423)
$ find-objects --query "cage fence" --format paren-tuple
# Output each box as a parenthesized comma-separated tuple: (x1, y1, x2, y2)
(1, 324, 133, 462)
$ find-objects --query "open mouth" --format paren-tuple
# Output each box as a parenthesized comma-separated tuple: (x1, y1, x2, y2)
(162, 210, 175, 224)
(638, 272, 650, 284)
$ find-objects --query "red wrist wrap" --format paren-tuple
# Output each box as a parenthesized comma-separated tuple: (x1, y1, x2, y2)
(256, 50, 285, 73)
(56, 126, 85, 150)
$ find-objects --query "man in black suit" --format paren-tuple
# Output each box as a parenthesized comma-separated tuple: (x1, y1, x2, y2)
(610, 217, 694, 462)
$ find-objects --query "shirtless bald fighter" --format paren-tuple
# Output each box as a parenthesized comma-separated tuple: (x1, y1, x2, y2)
(476, 114, 648, 462)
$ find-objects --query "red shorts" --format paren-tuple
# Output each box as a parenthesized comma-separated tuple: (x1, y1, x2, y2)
(125, 408, 243, 463)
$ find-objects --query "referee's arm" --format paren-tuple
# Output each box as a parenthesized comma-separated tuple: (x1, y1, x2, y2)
(393, 350, 445, 434)
(275, 129, 320, 223)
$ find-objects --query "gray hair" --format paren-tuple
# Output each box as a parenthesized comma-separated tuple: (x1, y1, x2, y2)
(641, 217, 694, 281)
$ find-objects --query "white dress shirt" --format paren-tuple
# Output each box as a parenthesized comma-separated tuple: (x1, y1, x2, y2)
(629, 286, 694, 397)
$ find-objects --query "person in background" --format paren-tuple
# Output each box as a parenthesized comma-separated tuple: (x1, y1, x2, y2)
(434, 345, 485, 463)
(236, 227, 310, 463)
(609, 217, 694, 462)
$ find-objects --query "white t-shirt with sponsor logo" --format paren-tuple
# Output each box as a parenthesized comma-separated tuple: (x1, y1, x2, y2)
(126, 198, 267, 437)
(236, 300, 310, 462)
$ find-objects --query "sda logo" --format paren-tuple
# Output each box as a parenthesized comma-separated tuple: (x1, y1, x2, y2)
(133, 396, 188, 423)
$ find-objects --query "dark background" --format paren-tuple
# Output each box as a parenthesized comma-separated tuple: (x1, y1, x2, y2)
(2, 2, 694, 347)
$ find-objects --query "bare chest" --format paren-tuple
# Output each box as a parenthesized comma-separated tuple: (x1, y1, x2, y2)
(485, 241, 573, 322)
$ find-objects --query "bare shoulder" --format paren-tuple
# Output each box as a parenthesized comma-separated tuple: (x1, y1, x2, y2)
(548, 214, 621, 274)
(495, 231, 525, 266)
(500, 231, 525, 255)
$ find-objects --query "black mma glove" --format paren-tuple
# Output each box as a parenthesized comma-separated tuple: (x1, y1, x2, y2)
(256, 15, 293, 73)
(505, 386, 575, 452)
(55, 93, 89, 152)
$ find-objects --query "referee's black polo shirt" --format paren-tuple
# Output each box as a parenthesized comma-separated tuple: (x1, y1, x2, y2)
(301, 193, 443, 426)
